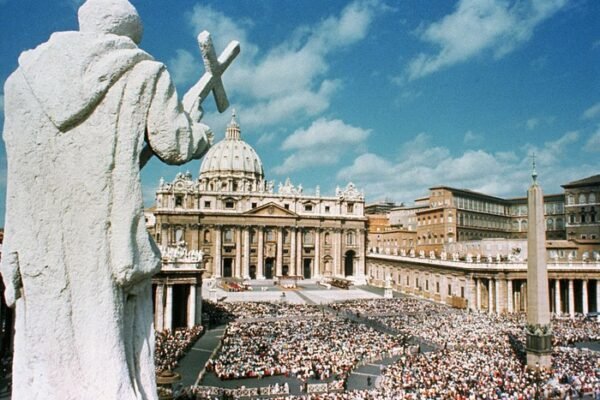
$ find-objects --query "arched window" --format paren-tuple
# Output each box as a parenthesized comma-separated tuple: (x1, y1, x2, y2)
(224, 228, 233, 243)
(325, 232, 331, 245)
(579, 193, 586, 204)
(203, 230, 211, 243)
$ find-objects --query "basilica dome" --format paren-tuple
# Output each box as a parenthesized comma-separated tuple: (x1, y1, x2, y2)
(199, 112, 264, 190)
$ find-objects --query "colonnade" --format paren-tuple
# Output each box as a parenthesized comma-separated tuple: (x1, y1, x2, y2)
(367, 258, 599, 319)
(471, 277, 599, 317)
(154, 283, 203, 332)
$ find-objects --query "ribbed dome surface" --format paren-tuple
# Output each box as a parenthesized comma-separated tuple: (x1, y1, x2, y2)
(199, 112, 264, 180)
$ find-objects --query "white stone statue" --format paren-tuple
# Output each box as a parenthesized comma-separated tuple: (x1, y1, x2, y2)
(429, 250, 436, 260)
(410, 249, 416, 257)
(476, 254, 481, 263)
(419, 250, 425, 258)
(0, 1, 238, 398)
(466, 253, 473, 263)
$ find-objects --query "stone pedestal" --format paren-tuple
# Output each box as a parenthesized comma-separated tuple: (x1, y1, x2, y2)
(384, 288, 393, 299)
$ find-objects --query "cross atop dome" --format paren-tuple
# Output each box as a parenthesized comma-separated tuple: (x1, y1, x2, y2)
(225, 108, 241, 140)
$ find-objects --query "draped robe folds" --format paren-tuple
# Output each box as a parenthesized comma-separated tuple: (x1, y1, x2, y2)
(1, 31, 209, 400)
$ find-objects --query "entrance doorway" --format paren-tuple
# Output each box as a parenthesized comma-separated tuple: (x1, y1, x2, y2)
(172, 285, 190, 329)
(265, 258, 274, 279)
(223, 258, 233, 278)
(249, 265, 257, 280)
(282, 265, 289, 276)
(303, 259, 312, 279)
(344, 251, 355, 277)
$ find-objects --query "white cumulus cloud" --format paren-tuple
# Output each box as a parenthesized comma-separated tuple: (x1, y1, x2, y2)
(582, 102, 600, 120)
(337, 130, 593, 204)
(175, 0, 384, 131)
(404, 0, 566, 81)
(585, 126, 600, 153)
(273, 118, 371, 175)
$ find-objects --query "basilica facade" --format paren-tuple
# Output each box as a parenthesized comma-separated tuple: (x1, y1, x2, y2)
(148, 114, 367, 284)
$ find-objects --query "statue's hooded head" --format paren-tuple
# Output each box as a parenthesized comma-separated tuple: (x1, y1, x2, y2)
(78, 0, 143, 44)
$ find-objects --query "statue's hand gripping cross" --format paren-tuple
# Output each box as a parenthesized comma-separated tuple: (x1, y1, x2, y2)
(183, 31, 240, 115)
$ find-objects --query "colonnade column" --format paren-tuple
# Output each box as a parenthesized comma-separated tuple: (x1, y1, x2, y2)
(507, 279, 513, 314)
(495, 279, 503, 314)
(597, 280, 600, 321)
(164, 284, 173, 331)
(276, 228, 283, 277)
(243, 228, 250, 279)
(194, 283, 202, 326)
(296, 229, 303, 277)
(235, 228, 242, 278)
(476, 278, 482, 310)
(582, 280, 589, 316)
(290, 228, 296, 276)
(468, 276, 476, 311)
(257, 227, 265, 279)
(214, 226, 222, 278)
(568, 279, 575, 318)
(187, 285, 196, 328)
(522, 282, 527, 312)
(155, 284, 165, 331)
(488, 279, 494, 314)
(554, 279, 562, 316)
(314, 229, 321, 278)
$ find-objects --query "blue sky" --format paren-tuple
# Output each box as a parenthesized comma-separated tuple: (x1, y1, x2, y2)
(0, 0, 598, 226)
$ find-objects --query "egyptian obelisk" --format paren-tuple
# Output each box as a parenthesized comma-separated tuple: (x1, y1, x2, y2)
(525, 156, 552, 369)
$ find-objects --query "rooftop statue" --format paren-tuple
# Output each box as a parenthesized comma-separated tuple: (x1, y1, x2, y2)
(0, 0, 238, 398)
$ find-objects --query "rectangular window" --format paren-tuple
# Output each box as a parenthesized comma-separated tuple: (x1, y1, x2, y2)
(284, 204, 290, 210)
(252, 202, 257, 208)
(325, 206, 330, 212)
(448, 284, 452, 296)
(175, 195, 183, 207)
(347, 203, 354, 213)
(305, 204, 313, 212)
(461, 287, 465, 298)
(204, 201, 211, 208)
(225, 200, 235, 209)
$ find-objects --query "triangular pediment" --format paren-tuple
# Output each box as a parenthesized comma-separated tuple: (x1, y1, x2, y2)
(243, 202, 298, 217)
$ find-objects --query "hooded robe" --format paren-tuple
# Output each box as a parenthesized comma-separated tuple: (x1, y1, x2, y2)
(1, 30, 209, 400)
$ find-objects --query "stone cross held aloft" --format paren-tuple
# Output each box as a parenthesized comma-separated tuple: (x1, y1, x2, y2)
(183, 31, 240, 114)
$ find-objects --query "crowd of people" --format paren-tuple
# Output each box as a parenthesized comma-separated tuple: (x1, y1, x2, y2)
(155, 325, 204, 373)
(206, 315, 406, 382)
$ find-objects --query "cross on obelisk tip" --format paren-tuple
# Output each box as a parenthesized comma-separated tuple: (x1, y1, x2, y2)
(531, 152, 537, 184)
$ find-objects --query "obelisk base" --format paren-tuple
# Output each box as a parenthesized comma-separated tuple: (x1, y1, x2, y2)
(525, 325, 553, 369)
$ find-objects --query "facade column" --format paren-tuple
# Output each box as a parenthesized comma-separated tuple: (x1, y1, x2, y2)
(257, 227, 265, 279)
(214, 226, 222, 278)
(164, 284, 173, 331)
(314, 229, 321, 278)
(154, 284, 165, 331)
(335, 229, 342, 277)
(476, 278, 482, 310)
(290, 227, 296, 276)
(243, 227, 250, 279)
(507, 279, 513, 314)
(296, 228, 303, 277)
(568, 279, 575, 318)
(235, 228, 242, 278)
(488, 279, 494, 314)
(276, 228, 283, 277)
(187, 284, 196, 328)
(554, 279, 561, 316)
(582, 280, 589, 316)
